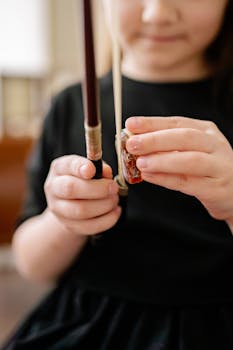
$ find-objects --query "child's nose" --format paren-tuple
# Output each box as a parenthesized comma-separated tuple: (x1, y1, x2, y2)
(142, 0, 178, 24)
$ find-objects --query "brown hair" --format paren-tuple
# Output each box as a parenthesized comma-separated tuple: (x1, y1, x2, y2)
(207, 1, 233, 110)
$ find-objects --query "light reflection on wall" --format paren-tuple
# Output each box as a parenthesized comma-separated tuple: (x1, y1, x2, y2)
(0, 0, 50, 76)
(0, 0, 111, 138)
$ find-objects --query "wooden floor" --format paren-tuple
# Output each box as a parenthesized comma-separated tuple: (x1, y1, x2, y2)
(0, 268, 51, 346)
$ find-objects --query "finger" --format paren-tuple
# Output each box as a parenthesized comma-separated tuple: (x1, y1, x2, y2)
(62, 206, 122, 236)
(141, 172, 207, 198)
(52, 195, 119, 220)
(51, 176, 119, 200)
(51, 156, 113, 179)
(136, 151, 217, 177)
(126, 116, 218, 134)
(51, 155, 96, 179)
(126, 128, 215, 155)
(102, 162, 113, 179)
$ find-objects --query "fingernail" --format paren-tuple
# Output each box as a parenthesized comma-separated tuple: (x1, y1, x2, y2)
(127, 136, 141, 152)
(137, 157, 147, 169)
(109, 182, 119, 195)
(126, 116, 141, 128)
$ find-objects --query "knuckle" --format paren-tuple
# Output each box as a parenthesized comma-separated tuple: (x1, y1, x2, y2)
(200, 183, 220, 204)
(74, 202, 86, 219)
(218, 137, 227, 148)
(151, 133, 158, 147)
(57, 201, 75, 220)
(177, 174, 189, 190)
(189, 153, 202, 168)
(170, 116, 183, 128)
(44, 179, 50, 192)
(182, 128, 193, 138)
(69, 156, 80, 174)
(49, 206, 57, 216)
(62, 177, 75, 197)
(205, 120, 217, 130)
(48, 199, 57, 214)
(50, 159, 59, 173)
(44, 176, 53, 195)
(180, 129, 195, 145)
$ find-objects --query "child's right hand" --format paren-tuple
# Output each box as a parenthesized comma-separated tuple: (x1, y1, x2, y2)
(44, 155, 121, 236)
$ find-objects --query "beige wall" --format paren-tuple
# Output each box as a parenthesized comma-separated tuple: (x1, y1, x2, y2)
(1, 0, 111, 138)
(49, 0, 111, 94)
(49, 0, 82, 90)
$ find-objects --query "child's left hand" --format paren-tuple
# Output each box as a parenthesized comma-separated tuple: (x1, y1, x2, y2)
(126, 116, 233, 227)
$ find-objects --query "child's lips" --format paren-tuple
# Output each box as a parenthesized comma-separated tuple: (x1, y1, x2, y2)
(140, 33, 185, 43)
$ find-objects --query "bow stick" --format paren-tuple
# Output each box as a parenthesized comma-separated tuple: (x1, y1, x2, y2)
(81, 0, 102, 179)
(111, 1, 129, 196)
(81, 0, 129, 229)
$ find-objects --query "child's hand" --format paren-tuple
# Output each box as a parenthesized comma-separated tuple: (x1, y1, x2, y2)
(44, 155, 121, 236)
(126, 116, 233, 224)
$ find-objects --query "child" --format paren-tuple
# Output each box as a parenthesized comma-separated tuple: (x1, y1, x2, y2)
(3, 0, 233, 349)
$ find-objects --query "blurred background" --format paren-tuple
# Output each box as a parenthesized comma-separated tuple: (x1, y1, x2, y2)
(0, 0, 111, 345)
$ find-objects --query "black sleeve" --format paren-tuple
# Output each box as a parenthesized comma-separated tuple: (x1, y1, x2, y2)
(16, 82, 86, 227)
(16, 96, 62, 226)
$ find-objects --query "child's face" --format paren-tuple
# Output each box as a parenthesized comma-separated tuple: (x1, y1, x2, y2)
(102, 0, 228, 80)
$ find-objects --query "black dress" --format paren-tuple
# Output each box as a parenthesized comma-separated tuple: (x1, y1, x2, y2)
(3, 72, 233, 350)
